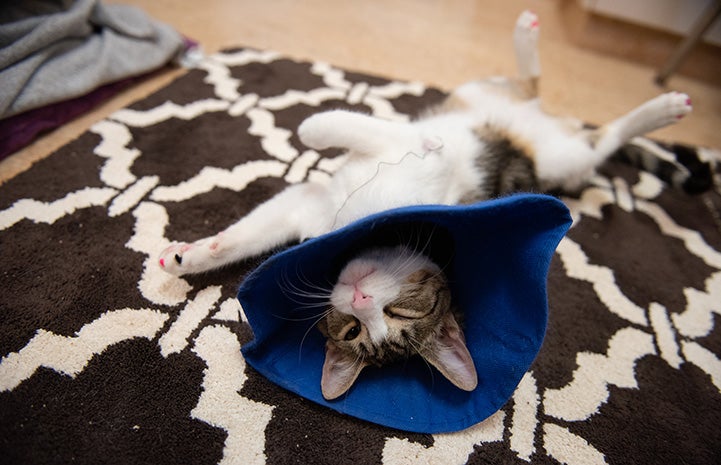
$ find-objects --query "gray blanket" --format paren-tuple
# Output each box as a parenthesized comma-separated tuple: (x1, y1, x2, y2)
(0, 0, 184, 118)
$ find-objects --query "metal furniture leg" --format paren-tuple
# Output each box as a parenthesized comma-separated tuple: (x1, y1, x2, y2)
(655, 0, 721, 85)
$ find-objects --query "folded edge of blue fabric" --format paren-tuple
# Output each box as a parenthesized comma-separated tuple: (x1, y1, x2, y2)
(238, 194, 572, 433)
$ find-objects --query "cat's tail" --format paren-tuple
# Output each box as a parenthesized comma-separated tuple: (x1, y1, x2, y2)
(613, 137, 720, 194)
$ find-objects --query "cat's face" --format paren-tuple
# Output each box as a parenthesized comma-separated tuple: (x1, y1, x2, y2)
(318, 246, 477, 400)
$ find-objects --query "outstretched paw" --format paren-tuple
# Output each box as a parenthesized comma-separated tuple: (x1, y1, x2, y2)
(516, 10, 539, 33)
(158, 233, 230, 276)
(158, 242, 194, 276)
(649, 91, 693, 127)
(667, 91, 693, 120)
(611, 91, 693, 141)
(298, 111, 339, 150)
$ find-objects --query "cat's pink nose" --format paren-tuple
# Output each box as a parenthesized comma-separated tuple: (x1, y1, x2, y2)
(352, 288, 373, 309)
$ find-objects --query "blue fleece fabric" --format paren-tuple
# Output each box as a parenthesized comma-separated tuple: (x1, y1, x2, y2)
(238, 194, 571, 433)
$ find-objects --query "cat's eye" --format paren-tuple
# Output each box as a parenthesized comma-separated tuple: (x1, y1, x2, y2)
(343, 323, 361, 341)
(384, 305, 414, 320)
(384, 291, 442, 319)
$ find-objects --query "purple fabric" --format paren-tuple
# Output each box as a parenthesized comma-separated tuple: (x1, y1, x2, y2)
(0, 73, 148, 161)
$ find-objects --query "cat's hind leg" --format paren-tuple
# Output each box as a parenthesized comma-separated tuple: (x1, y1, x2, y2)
(513, 10, 541, 97)
(454, 10, 541, 104)
(158, 183, 334, 275)
(590, 92, 692, 156)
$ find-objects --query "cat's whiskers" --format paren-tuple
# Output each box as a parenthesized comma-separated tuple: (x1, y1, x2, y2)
(387, 226, 438, 281)
(296, 308, 334, 362)
(417, 263, 449, 287)
(409, 226, 454, 281)
(412, 223, 438, 257)
(293, 264, 335, 295)
(383, 247, 417, 284)
(272, 308, 329, 322)
(282, 265, 331, 295)
(278, 266, 333, 310)
(337, 351, 368, 405)
(391, 248, 416, 279)
(282, 290, 332, 308)
(403, 332, 437, 389)
(353, 348, 367, 367)
(390, 259, 424, 288)
(407, 241, 452, 287)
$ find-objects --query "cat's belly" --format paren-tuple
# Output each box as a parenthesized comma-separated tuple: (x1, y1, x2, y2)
(329, 158, 459, 228)
(325, 117, 483, 228)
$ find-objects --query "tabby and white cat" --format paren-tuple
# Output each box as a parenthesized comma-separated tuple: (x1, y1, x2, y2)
(159, 11, 692, 399)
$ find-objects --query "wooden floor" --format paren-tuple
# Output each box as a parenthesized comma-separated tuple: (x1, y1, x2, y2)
(2, 0, 720, 183)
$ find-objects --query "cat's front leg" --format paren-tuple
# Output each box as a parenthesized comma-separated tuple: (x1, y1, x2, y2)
(159, 226, 288, 275)
(158, 182, 334, 276)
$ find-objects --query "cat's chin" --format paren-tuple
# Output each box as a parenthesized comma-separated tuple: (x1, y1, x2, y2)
(362, 317, 389, 344)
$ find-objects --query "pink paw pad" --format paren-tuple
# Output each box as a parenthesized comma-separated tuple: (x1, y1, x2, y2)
(668, 91, 692, 119)
(529, 13, 539, 29)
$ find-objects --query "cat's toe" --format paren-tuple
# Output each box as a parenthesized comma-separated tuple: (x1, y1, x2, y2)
(516, 10, 539, 32)
(669, 91, 692, 119)
(159, 242, 189, 275)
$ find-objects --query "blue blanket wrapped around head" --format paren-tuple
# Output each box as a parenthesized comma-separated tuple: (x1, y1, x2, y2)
(238, 194, 571, 433)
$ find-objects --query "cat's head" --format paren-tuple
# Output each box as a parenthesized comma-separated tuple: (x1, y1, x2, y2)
(317, 246, 477, 400)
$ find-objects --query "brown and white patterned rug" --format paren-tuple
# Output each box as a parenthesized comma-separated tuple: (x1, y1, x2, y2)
(2, 48, 720, 465)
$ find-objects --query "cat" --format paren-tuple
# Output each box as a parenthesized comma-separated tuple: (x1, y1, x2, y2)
(158, 11, 693, 398)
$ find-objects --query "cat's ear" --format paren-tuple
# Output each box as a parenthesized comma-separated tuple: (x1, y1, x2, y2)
(321, 340, 368, 400)
(419, 312, 478, 391)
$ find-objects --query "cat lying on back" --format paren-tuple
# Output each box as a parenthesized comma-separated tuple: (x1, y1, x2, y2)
(159, 11, 692, 399)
